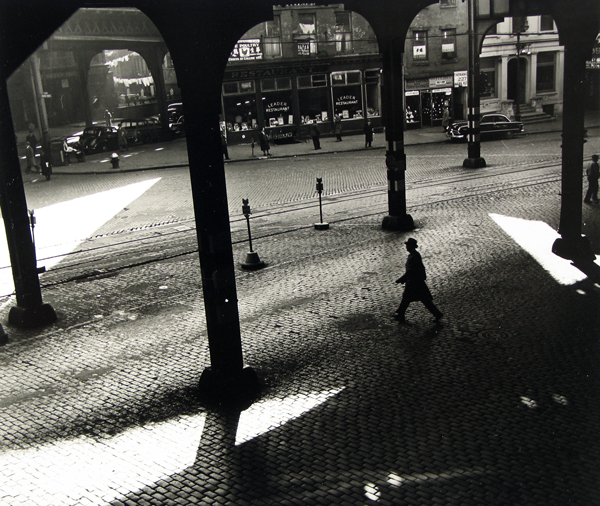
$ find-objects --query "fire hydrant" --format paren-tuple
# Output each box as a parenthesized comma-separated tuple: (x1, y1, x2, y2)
(110, 152, 120, 169)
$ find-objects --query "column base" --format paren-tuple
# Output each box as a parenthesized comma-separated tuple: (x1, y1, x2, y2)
(8, 303, 57, 328)
(199, 366, 261, 408)
(463, 157, 486, 168)
(314, 222, 329, 230)
(552, 235, 596, 263)
(0, 324, 8, 345)
(382, 214, 414, 231)
(241, 252, 265, 270)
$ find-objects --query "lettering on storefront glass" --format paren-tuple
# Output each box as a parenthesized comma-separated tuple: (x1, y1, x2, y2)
(265, 101, 290, 113)
(335, 95, 358, 107)
(229, 39, 263, 61)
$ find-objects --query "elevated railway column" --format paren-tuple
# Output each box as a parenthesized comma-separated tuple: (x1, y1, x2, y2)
(0, 78, 56, 328)
(552, 23, 597, 263)
(381, 37, 414, 231)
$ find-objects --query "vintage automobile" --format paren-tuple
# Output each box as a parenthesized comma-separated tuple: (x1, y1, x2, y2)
(77, 125, 120, 153)
(446, 113, 524, 141)
(169, 115, 185, 138)
(118, 117, 160, 145)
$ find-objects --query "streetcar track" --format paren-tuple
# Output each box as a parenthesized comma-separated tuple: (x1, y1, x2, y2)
(0, 159, 564, 296)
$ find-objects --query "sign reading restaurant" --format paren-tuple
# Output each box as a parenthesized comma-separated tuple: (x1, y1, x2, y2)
(224, 64, 329, 81)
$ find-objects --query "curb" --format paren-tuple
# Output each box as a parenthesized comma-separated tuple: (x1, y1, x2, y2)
(49, 123, 600, 175)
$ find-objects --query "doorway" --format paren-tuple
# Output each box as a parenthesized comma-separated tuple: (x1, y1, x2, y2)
(507, 57, 527, 105)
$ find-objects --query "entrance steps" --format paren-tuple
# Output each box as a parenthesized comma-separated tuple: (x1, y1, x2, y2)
(518, 104, 555, 124)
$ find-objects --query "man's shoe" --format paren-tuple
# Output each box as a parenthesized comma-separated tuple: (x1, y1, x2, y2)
(393, 313, 405, 322)
(435, 312, 444, 321)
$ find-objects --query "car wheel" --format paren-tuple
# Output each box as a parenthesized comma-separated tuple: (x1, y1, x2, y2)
(505, 131, 515, 139)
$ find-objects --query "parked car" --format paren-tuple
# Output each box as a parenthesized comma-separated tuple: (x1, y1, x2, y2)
(77, 125, 120, 154)
(118, 118, 160, 145)
(446, 113, 524, 141)
(169, 114, 185, 137)
(167, 102, 183, 123)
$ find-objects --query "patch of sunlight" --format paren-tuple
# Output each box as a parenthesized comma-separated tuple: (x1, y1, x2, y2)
(489, 214, 599, 285)
(387, 472, 405, 487)
(0, 178, 160, 296)
(364, 482, 381, 501)
(520, 396, 538, 408)
(155, 147, 165, 151)
(235, 387, 345, 445)
(552, 393, 569, 405)
(0, 413, 205, 506)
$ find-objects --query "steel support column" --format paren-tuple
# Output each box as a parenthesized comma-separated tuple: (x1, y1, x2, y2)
(0, 77, 56, 328)
(552, 31, 596, 263)
(139, 46, 170, 136)
(174, 55, 259, 405)
(381, 37, 414, 231)
(463, 0, 486, 168)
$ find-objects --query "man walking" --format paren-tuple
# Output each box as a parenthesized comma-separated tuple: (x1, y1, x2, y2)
(584, 154, 599, 204)
(394, 238, 443, 322)
(309, 119, 321, 150)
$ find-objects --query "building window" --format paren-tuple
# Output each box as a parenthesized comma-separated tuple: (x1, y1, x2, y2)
(536, 52, 555, 92)
(441, 29, 457, 60)
(265, 15, 281, 58)
(440, 0, 456, 6)
(413, 31, 428, 61)
(262, 77, 293, 128)
(331, 71, 363, 119)
(365, 69, 381, 117)
(261, 77, 291, 92)
(298, 74, 329, 123)
(479, 58, 497, 98)
(335, 11, 352, 53)
(540, 15, 554, 32)
(296, 13, 317, 56)
(222, 81, 257, 132)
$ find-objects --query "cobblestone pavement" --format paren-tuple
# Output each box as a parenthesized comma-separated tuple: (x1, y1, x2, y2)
(1, 171, 599, 504)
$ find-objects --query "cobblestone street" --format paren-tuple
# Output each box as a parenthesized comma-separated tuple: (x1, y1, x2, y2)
(1, 162, 599, 504)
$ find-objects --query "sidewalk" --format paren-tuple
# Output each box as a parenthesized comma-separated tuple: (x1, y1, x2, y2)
(17, 111, 599, 176)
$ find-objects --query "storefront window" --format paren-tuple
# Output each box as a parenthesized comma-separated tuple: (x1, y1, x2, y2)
(298, 74, 329, 123)
(365, 69, 381, 117)
(262, 77, 293, 127)
(331, 71, 363, 119)
(536, 52, 555, 92)
(479, 58, 497, 98)
(405, 90, 421, 127)
(222, 81, 257, 132)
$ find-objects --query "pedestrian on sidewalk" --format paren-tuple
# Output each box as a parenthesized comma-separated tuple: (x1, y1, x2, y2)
(221, 130, 230, 160)
(26, 127, 38, 153)
(39, 146, 52, 181)
(258, 128, 271, 156)
(584, 154, 599, 204)
(394, 238, 443, 322)
(104, 109, 113, 128)
(25, 140, 39, 174)
(442, 107, 450, 133)
(364, 119, 373, 148)
(118, 126, 129, 152)
(334, 114, 343, 141)
(309, 119, 321, 150)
